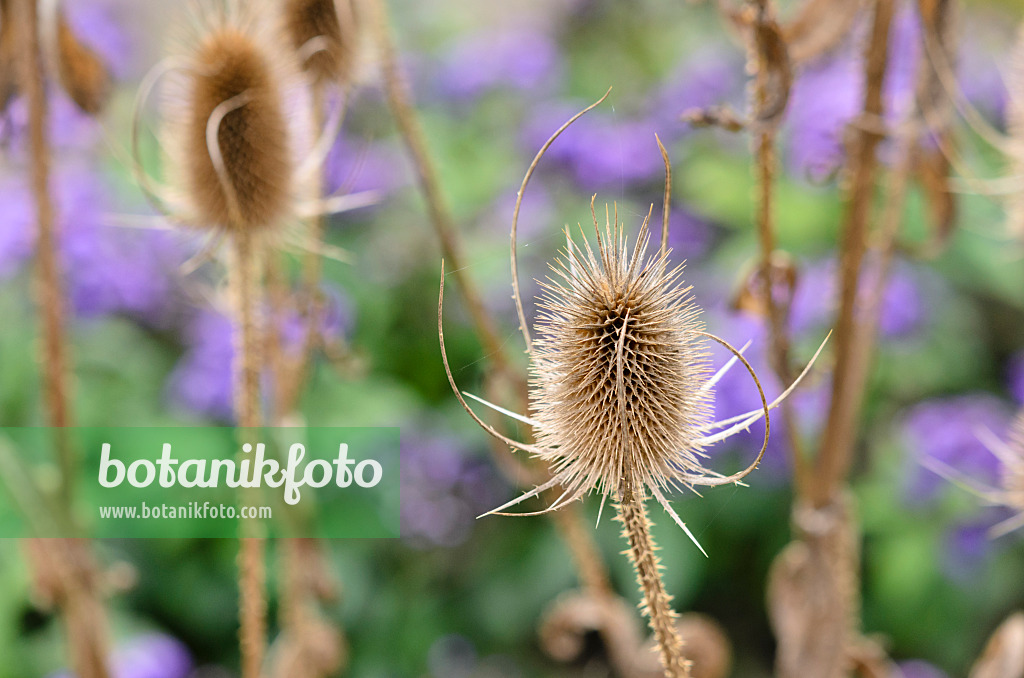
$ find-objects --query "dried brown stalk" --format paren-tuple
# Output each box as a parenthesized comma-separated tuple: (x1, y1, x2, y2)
(744, 0, 810, 494)
(14, 0, 112, 676)
(365, 0, 509, 376)
(812, 0, 895, 508)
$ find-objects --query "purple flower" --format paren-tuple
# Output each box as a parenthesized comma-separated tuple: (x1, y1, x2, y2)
(942, 516, 997, 581)
(166, 309, 235, 422)
(664, 205, 714, 261)
(167, 287, 353, 421)
(49, 633, 192, 678)
(785, 55, 862, 182)
(436, 29, 562, 101)
(0, 163, 181, 323)
(896, 660, 950, 678)
(901, 394, 1011, 503)
(400, 430, 505, 548)
(789, 258, 928, 339)
(521, 105, 663, 190)
(650, 47, 744, 134)
(323, 136, 409, 200)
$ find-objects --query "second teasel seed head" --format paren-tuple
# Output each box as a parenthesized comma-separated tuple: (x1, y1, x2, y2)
(284, 0, 360, 88)
(163, 5, 295, 234)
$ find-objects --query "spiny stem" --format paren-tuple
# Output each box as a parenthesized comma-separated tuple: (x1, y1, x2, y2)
(17, 2, 111, 677)
(813, 0, 894, 508)
(367, 0, 510, 377)
(617, 480, 690, 678)
(231, 230, 266, 678)
(18, 0, 74, 506)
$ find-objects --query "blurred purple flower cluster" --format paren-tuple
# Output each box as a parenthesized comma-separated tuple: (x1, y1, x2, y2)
(790, 257, 930, 339)
(50, 633, 191, 678)
(901, 393, 1010, 503)
(436, 29, 562, 102)
(0, 164, 181, 324)
(401, 430, 506, 549)
(166, 287, 353, 422)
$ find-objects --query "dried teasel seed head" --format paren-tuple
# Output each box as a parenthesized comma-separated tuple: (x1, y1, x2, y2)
(55, 11, 112, 115)
(529, 212, 712, 502)
(163, 5, 295, 233)
(284, 0, 360, 88)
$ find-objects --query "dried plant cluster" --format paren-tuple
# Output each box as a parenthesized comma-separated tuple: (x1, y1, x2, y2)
(285, 0, 361, 88)
(530, 216, 711, 505)
(161, 4, 296, 234)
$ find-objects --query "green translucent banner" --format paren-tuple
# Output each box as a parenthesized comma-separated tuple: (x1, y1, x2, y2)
(0, 427, 401, 538)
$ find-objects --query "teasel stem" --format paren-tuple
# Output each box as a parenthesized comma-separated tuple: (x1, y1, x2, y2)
(617, 477, 690, 678)
(366, 0, 510, 378)
(15, 2, 112, 677)
(747, 0, 810, 496)
(17, 0, 74, 506)
(812, 0, 894, 509)
(230, 230, 267, 678)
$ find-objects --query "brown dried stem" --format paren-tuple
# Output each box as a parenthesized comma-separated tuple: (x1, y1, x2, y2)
(18, 0, 74, 505)
(367, 0, 509, 376)
(16, 2, 112, 677)
(746, 0, 809, 495)
(617, 478, 690, 678)
(811, 0, 895, 508)
(231, 230, 267, 678)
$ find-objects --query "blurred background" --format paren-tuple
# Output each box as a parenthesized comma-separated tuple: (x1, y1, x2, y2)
(0, 0, 1023, 676)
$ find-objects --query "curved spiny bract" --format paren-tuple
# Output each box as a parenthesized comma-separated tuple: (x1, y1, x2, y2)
(529, 216, 712, 503)
(284, 0, 360, 87)
(163, 3, 295, 234)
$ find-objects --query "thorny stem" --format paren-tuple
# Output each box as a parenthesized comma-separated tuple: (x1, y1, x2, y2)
(747, 0, 809, 495)
(231, 231, 267, 678)
(617, 479, 690, 678)
(367, 0, 510, 377)
(812, 0, 895, 509)
(16, 2, 112, 678)
(18, 0, 74, 507)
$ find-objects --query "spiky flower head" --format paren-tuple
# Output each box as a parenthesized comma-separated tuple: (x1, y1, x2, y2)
(529, 210, 712, 503)
(284, 0, 361, 88)
(162, 1, 295, 234)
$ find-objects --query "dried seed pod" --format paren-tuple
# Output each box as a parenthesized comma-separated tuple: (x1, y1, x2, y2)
(529, 215, 712, 502)
(55, 11, 112, 114)
(284, 0, 359, 87)
(163, 5, 295, 233)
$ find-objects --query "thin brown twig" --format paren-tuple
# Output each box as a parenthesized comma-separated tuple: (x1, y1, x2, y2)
(746, 0, 810, 495)
(812, 0, 895, 508)
(16, 1, 111, 676)
(366, 0, 510, 376)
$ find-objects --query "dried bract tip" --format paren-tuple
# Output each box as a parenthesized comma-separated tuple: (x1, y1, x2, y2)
(164, 5, 294, 233)
(284, 0, 359, 87)
(529, 214, 712, 503)
(55, 12, 112, 115)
